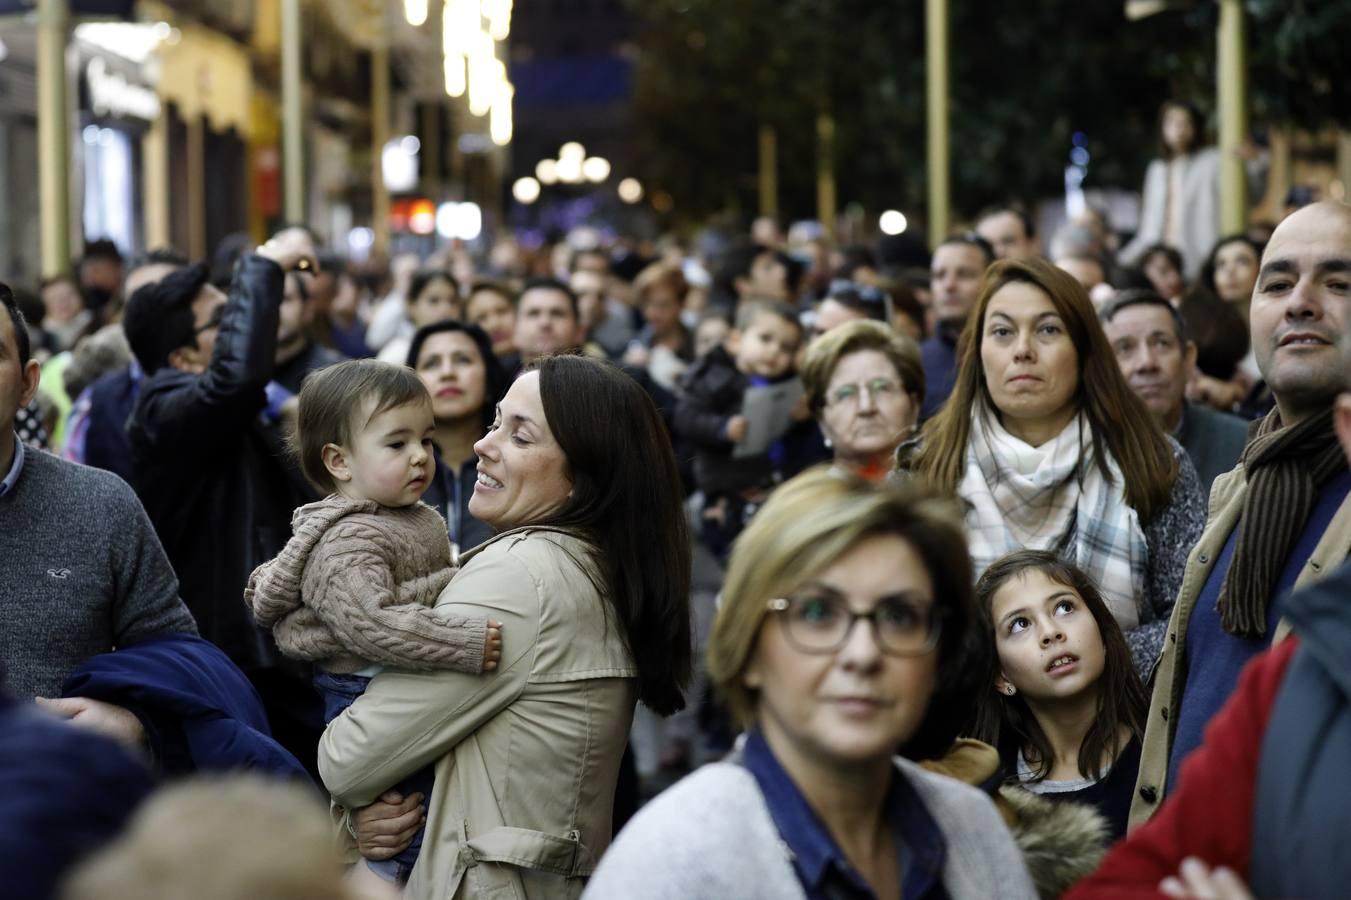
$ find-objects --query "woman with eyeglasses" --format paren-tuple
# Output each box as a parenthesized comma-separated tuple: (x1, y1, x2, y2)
(586, 469, 1036, 900)
(801, 320, 924, 481)
(912, 258, 1205, 673)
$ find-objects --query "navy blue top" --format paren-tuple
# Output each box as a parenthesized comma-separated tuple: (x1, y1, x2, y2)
(742, 729, 949, 900)
(1170, 468, 1351, 787)
(422, 447, 495, 556)
(919, 328, 959, 422)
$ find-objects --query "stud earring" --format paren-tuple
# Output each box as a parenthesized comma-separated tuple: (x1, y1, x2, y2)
(1002, 684, 1015, 696)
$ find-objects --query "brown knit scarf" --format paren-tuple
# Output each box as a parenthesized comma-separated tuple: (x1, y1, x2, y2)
(1217, 407, 1347, 637)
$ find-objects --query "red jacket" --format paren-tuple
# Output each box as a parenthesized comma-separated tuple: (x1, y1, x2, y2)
(1065, 637, 1299, 899)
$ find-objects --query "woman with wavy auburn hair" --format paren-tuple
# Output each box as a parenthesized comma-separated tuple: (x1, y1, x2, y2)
(587, 469, 1035, 900)
(913, 257, 1204, 671)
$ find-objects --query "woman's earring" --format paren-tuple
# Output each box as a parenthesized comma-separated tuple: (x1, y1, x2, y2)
(1002, 684, 1016, 697)
(823, 435, 832, 448)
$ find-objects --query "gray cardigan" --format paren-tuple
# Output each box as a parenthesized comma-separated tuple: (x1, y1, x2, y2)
(584, 758, 1036, 900)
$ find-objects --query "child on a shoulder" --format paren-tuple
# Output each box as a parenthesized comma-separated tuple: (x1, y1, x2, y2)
(246, 358, 502, 882)
(972, 549, 1148, 841)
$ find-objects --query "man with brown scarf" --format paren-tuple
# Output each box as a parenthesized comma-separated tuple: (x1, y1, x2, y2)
(1131, 201, 1351, 829)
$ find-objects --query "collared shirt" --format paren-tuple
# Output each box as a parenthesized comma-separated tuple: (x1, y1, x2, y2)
(741, 729, 949, 900)
(0, 431, 26, 499)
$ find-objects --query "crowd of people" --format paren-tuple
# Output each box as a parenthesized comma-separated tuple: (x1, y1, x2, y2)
(4, 101, 1351, 899)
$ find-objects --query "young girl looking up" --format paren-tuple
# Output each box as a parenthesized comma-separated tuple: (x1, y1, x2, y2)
(972, 549, 1148, 840)
(245, 359, 502, 883)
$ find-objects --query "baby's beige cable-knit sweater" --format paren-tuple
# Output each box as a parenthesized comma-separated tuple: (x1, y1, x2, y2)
(244, 495, 487, 675)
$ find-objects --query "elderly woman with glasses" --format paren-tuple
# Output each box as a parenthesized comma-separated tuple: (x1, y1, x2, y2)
(801, 320, 924, 481)
(586, 469, 1036, 900)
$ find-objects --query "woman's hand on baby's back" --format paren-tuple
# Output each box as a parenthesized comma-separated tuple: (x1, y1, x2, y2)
(483, 621, 503, 672)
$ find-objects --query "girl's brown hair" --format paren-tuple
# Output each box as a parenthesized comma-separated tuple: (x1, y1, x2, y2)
(912, 257, 1177, 522)
(970, 549, 1148, 781)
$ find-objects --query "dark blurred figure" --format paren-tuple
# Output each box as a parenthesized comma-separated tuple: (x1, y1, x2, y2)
(121, 230, 324, 774)
(272, 271, 344, 396)
(79, 238, 124, 321)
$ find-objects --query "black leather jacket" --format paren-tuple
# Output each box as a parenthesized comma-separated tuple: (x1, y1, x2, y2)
(128, 255, 309, 673)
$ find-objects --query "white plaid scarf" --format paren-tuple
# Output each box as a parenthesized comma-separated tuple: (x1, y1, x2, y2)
(960, 410, 1147, 629)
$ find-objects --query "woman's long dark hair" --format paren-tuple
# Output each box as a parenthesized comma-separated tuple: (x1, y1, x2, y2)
(536, 355, 692, 714)
(970, 550, 1148, 781)
(407, 320, 508, 432)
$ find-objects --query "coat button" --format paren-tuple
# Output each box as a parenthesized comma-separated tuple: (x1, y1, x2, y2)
(1139, 786, 1158, 804)
(1161, 706, 1169, 721)
(1199, 553, 1209, 564)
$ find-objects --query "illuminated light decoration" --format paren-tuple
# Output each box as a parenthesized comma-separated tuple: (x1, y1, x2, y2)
(381, 137, 419, 193)
(409, 199, 437, 235)
(348, 227, 375, 250)
(444, 54, 466, 97)
(617, 178, 643, 204)
(582, 156, 611, 183)
(484, 0, 513, 40)
(555, 154, 583, 185)
(879, 210, 908, 235)
(651, 191, 674, 213)
(466, 33, 498, 117)
(536, 159, 559, 185)
(436, 202, 484, 241)
(512, 177, 541, 204)
(558, 142, 585, 163)
(405, 0, 428, 26)
(490, 79, 514, 146)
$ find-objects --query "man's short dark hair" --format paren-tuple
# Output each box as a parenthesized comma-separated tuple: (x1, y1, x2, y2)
(1100, 288, 1189, 344)
(467, 279, 517, 309)
(1139, 243, 1185, 275)
(569, 247, 610, 275)
(976, 205, 1036, 239)
(82, 238, 123, 264)
(0, 282, 31, 367)
(122, 263, 211, 374)
(519, 278, 579, 320)
(937, 233, 996, 267)
(316, 251, 346, 277)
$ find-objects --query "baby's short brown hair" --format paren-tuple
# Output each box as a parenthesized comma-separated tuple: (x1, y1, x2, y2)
(291, 359, 431, 494)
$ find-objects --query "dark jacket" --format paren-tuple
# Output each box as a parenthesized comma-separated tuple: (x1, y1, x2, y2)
(422, 447, 495, 555)
(1250, 560, 1351, 898)
(128, 254, 309, 673)
(62, 633, 310, 781)
(0, 694, 155, 900)
(674, 345, 774, 495)
(272, 340, 345, 396)
(82, 365, 140, 483)
(1174, 401, 1249, 504)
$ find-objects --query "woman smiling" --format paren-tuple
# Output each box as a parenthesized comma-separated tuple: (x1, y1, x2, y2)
(319, 356, 691, 898)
